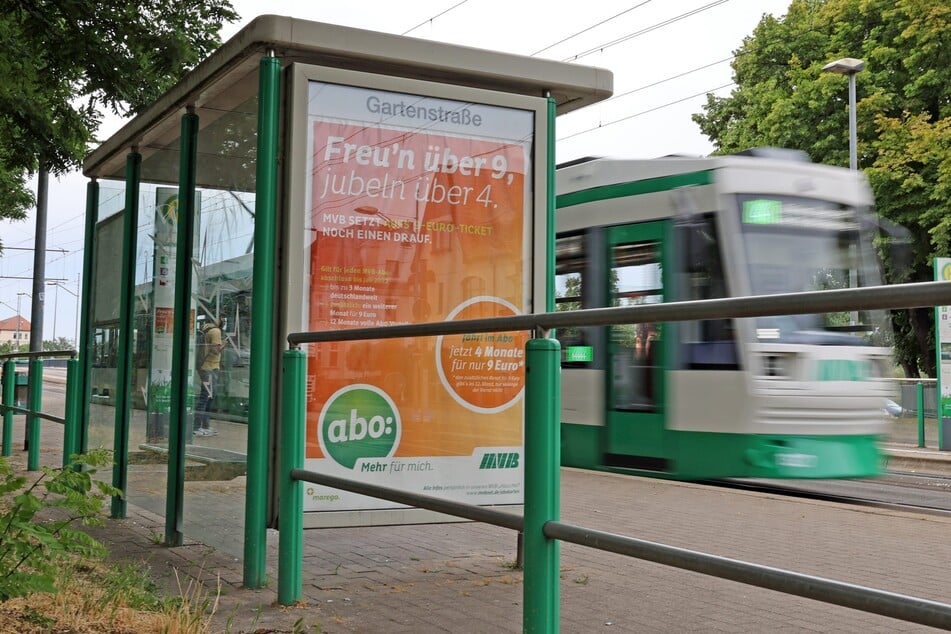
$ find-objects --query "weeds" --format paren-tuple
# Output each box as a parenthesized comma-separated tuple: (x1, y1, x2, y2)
(0, 451, 220, 633)
(0, 449, 119, 600)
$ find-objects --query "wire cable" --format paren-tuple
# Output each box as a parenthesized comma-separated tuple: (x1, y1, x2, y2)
(562, 0, 730, 62)
(558, 82, 734, 142)
(532, 1, 653, 56)
(402, 0, 469, 36)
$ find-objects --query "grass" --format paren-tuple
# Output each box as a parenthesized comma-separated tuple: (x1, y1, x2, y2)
(0, 555, 220, 633)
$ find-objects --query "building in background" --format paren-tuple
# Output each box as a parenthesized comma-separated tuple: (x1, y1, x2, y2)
(0, 315, 31, 349)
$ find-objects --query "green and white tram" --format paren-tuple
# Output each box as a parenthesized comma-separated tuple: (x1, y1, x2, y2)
(554, 149, 893, 480)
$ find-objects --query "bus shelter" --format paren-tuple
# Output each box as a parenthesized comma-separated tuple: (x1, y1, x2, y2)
(79, 15, 611, 588)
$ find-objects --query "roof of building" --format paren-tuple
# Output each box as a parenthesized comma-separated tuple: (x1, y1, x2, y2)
(0, 316, 30, 331)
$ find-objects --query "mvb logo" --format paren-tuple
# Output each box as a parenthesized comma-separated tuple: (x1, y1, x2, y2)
(479, 452, 520, 469)
(318, 385, 401, 469)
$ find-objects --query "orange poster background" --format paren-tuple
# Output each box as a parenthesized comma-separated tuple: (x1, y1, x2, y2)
(305, 121, 528, 459)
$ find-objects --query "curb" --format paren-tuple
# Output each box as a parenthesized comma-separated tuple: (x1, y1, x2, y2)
(884, 446, 951, 476)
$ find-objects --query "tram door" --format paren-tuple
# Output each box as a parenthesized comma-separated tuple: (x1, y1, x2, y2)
(604, 221, 668, 470)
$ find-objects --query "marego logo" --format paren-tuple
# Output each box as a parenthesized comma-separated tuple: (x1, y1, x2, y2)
(317, 384, 401, 469)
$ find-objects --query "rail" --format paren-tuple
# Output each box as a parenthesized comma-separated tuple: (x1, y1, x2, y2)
(0, 350, 81, 470)
(279, 281, 951, 632)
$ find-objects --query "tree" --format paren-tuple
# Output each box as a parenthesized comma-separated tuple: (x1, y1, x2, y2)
(692, 0, 951, 378)
(43, 336, 74, 351)
(0, 0, 239, 252)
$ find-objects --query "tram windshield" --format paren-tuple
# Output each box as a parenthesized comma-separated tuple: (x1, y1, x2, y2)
(737, 195, 885, 344)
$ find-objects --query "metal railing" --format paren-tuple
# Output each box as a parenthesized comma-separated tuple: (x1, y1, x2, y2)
(0, 350, 81, 469)
(279, 281, 951, 633)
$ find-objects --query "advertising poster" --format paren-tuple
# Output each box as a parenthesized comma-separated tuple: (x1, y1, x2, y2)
(301, 82, 534, 513)
(146, 188, 200, 443)
(936, 258, 951, 418)
(146, 188, 179, 442)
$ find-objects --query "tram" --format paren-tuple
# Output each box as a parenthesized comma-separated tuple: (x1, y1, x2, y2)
(554, 149, 895, 479)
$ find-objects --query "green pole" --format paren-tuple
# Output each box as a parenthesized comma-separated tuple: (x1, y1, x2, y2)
(523, 337, 561, 633)
(111, 151, 141, 517)
(166, 109, 200, 546)
(63, 357, 80, 468)
(78, 179, 100, 454)
(546, 96, 557, 314)
(935, 260, 947, 451)
(278, 348, 304, 605)
(245, 53, 281, 588)
(917, 382, 925, 448)
(27, 358, 43, 472)
(2, 360, 14, 457)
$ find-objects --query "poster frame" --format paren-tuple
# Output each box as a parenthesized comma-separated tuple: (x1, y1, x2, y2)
(283, 63, 550, 528)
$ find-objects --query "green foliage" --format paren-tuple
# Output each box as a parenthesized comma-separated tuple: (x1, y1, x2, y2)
(692, 0, 951, 377)
(0, 449, 120, 601)
(42, 337, 75, 352)
(0, 0, 239, 250)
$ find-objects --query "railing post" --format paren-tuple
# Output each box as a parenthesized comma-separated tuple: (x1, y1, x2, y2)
(278, 348, 305, 605)
(917, 382, 925, 448)
(523, 337, 561, 634)
(63, 357, 80, 468)
(1, 360, 13, 457)
(27, 358, 43, 471)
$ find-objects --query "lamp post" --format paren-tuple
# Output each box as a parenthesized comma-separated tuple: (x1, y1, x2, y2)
(822, 57, 865, 171)
(46, 278, 80, 347)
(45, 279, 75, 344)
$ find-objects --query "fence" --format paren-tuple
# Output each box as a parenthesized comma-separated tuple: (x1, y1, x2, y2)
(279, 281, 951, 633)
(893, 378, 937, 417)
(0, 350, 80, 469)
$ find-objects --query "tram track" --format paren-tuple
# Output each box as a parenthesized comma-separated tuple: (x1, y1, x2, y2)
(710, 477, 951, 518)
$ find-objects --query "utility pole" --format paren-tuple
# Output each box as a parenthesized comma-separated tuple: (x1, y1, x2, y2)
(25, 164, 48, 451)
(30, 166, 48, 353)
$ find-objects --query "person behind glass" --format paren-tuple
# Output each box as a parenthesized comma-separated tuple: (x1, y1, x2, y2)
(195, 316, 223, 436)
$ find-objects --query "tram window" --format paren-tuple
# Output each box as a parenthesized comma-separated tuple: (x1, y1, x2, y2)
(611, 241, 662, 411)
(555, 234, 587, 362)
(678, 213, 738, 369)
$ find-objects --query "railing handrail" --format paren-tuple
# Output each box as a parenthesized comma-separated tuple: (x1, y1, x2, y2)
(280, 279, 951, 630)
(0, 350, 77, 361)
(287, 465, 951, 629)
(288, 281, 951, 345)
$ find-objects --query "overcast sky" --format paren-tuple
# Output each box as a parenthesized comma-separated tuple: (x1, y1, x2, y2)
(0, 0, 791, 338)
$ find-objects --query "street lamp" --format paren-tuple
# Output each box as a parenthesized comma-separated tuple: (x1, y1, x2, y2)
(46, 278, 80, 347)
(822, 57, 865, 170)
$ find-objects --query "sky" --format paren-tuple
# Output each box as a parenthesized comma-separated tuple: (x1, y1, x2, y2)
(0, 0, 792, 341)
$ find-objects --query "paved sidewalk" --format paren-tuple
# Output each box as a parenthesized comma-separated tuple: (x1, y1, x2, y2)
(6, 413, 951, 633)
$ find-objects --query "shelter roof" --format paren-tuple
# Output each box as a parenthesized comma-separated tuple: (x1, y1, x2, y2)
(83, 15, 613, 184)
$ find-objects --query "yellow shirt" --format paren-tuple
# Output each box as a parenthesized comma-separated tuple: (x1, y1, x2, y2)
(200, 325, 222, 371)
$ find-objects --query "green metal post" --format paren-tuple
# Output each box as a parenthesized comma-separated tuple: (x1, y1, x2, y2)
(27, 358, 43, 472)
(278, 349, 304, 605)
(2, 360, 14, 457)
(166, 109, 200, 546)
(523, 337, 561, 633)
(78, 179, 100, 454)
(546, 96, 557, 314)
(111, 151, 141, 517)
(917, 382, 925, 448)
(63, 357, 80, 468)
(245, 53, 281, 588)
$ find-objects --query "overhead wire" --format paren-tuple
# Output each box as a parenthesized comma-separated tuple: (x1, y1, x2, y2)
(401, 0, 469, 36)
(531, 1, 653, 56)
(558, 82, 734, 142)
(560, 0, 730, 62)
